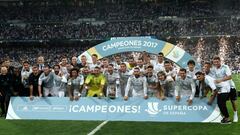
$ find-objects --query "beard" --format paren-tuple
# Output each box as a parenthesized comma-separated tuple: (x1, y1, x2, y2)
(135, 74, 140, 78)
(55, 71, 59, 75)
(147, 73, 152, 77)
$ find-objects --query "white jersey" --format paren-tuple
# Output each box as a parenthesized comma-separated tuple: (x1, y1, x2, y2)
(205, 68, 215, 78)
(53, 74, 67, 97)
(186, 67, 198, 80)
(60, 66, 69, 78)
(119, 70, 131, 97)
(39, 72, 55, 88)
(39, 72, 55, 96)
(212, 64, 231, 93)
(175, 76, 196, 100)
(89, 63, 101, 70)
(204, 75, 217, 90)
(129, 66, 145, 75)
(125, 75, 147, 97)
(164, 69, 177, 81)
(153, 61, 165, 73)
(101, 67, 108, 74)
(67, 75, 84, 96)
(204, 75, 230, 94)
(230, 80, 236, 88)
(159, 79, 175, 97)
(21, 68, 32, 88)
(112, 62, 122, 70)
(53, 74, 67, 91)
(104, 71, 120, 97)
(104, 71, 120, 85)
(146, 74, 158, 92)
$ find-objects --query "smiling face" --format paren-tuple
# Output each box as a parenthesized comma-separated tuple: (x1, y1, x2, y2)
(81, 56, 87, 64)
(203, 63, 211, 73)
(4, 60, 10, 67)
(102, 59, 109, 68)
(133, 68, 140, 78)
(107, 64, 114, 74)
(164, 62, 171, 71)
(37, 56, 44, 64)
(120, 63, 127, 72)
(213, 59, 221, 68)
(147, 67, 153, 76)
(179, 70, 187, 79)
(188, 63, 195, 71)
(91, 54, 98, 63)
(1, 66, 8, 75)
(93, 67, 101, 76)
(157, 54, 164, 63)
(196, 74, 204, 81)
(43, 66, 50, 74)
(23, 62, 30, 70)
(115, 56, 121, 63)
(71, 57, 77, 64)
(128, 58, 135, 66)
(71, 70, 78, 78)
(137, 59, 144, 67)
(158, 73, 165, 81)
(32, 66, 39, 75)
(61, 58, 68, 66)
(53, 65, 60, 74)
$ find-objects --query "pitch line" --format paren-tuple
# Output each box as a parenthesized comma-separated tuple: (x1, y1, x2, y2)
(87, 120, 109, 135)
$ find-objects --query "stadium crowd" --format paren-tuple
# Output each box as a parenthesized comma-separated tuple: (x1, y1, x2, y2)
(1, 18, 240, 40)
(0, 0, 240, 40)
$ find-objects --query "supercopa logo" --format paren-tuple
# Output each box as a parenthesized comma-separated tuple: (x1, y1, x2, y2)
(145, 102, 208, 116)
(145, 102, 162, 115)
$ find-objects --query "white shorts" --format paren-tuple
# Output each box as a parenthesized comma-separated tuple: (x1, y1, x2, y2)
(43, 87, 54, 97)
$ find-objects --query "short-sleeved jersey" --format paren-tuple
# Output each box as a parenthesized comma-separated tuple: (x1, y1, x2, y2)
(39, 72, 55, 88)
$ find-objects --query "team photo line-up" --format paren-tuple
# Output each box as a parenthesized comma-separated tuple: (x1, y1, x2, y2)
(0, 52, 238, 123)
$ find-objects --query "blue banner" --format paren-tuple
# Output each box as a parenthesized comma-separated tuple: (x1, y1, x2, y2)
(78, 37, 201, 68)
(7, 97, 222, 122)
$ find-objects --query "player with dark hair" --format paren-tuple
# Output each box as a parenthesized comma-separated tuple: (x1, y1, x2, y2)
(119, 62, 131, 97)
(12, 66, 23, 96)
(21, 61, 32, 96)
(153, 52, 165, 72)
(104, 64, 120, 99)
(112, 55, 122, 70)
(38, 64, 55, 97)
(164, 60, 177, 81)
(212, 56, 232, 124)
(195, 71, 217, 104)
(89, 54, 100, 70)
(124, 67, 148, 100)
(28, 65, 41, 100)
(71, 56, 81, 69)
(127, 57, 136, 70)
(186, 60, 200, 97)
(53, 64, 67, 97)
(67, 68, 84, 101)
(203, 61, 215, 77)
(175, 68, 196, 105)
(146, 65, 158, 97)
(157, 71, 175, 98)
(84, 66, 106, 97)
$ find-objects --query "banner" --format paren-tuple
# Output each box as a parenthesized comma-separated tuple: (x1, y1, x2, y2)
(78, 37, 200, 68)
(7, 97, 222, 122)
